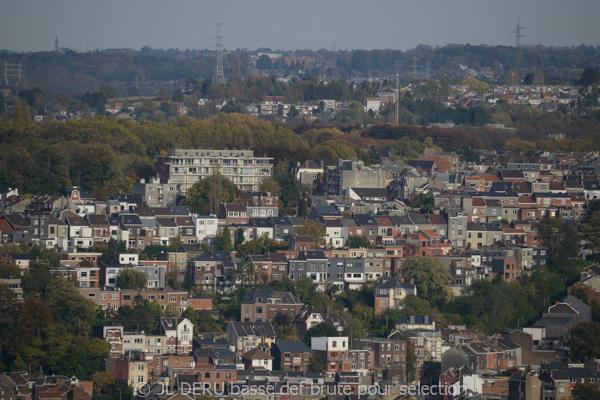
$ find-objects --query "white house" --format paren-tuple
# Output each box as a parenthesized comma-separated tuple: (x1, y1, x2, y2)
(119, 253, 139, 265)
(192, 214, 219, 244)
(241, 348, 274, 371)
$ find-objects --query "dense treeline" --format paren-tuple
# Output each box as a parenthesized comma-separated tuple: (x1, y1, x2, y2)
(2, 44, 600, 97)
(2, 104, 600, 199)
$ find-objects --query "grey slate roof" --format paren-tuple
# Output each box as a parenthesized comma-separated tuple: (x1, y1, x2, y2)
(273, 341, 313, 353)
(230, 321, 276, 338)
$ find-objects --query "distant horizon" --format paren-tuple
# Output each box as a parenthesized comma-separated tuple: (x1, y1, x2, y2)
(1, 0, 599, 54)
(2, 41, 599, 55)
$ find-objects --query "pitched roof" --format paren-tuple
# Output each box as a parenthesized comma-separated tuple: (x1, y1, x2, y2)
(229, 321, 276, 338)
(374, 278, 415, 296)
(273, 341, 313, 353)
(86, 214, 109, 226)
(407, 160, 435, 170)
(121, 214, 143, 225)
(242, 289, 301, 305)
(351, 187, 388, 199)
(241, 348, 274, 360)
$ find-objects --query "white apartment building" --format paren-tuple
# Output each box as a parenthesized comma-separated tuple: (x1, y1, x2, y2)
(155, 149, 273, 194)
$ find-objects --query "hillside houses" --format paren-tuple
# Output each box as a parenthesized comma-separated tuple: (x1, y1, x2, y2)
(7, 147, 600, 298)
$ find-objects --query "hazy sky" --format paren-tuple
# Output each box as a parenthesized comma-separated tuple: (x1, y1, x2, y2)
(1, 0, 599, 52)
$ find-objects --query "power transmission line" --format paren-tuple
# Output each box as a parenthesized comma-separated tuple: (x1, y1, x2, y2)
(4, 61, 22, 88)
(511, 17, 526, 71)
(214, 23, 225, 85)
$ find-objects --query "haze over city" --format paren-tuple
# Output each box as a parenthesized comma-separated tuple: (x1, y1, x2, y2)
(2, 0, 600, 52)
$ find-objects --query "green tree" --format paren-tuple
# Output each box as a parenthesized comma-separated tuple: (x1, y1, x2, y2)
(343, 318, 369, 342)
(0, 263, 21, 278)
(221, 100, 247, 114)
(296, 220, 325, 248)
(346, 235, 371, 248)
(297, 198, 308, 217)
(116, 269, 148, 290)
(10, 355, 26, 372)
(142, 244, 172, 260)
(399, 295, 434, 317)
(101, 238, 119, 264)
(578, 69, 600, 86)
(181, 307, 198, 328)
(45, 277, 96, 336)
(256, 55, 273, 70)
(274, 172, 302, 215)
(0, 91, 5, 116)
(172, 89, 184, 103)
(402, 258, 453, 305)
(295, 275, 317, 304)
(568, 321, 600, 361)
(304, 322, 339, 345)
(258, 177, 282, 197)
(308, 354, 325, 374)
(411, 192, 435, 213)
(236, 228, 245, 246)
(91, 371, 115, 394)
(573, 383, 600, 400)
(114, 296, 163, 332)
(276, 324, 300, 342)
(220, 226, 233, 251)
(582, 209, 600, 254)
(182, 175, 238, 215)
(288, 105, 299, 118)
(310, 292, 333, 308)
(196, 310, 224, 333)
(536, 218, 581, 262)
(169, 236, 182, 252)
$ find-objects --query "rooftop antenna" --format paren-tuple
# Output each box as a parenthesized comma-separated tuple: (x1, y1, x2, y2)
(214, 23, 225, 85)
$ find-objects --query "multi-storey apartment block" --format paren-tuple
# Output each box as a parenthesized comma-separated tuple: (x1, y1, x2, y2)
(155, 148, 273, 193)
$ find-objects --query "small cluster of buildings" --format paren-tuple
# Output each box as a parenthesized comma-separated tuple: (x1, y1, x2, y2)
(0, 373, 93, 400)
(96, 287, 600, 400)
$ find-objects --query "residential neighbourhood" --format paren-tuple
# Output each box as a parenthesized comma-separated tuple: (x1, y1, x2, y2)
(3, 144, 600, 400)
(3, 11, 600, 400)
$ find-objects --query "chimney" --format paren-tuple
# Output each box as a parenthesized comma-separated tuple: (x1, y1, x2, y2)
(400, 277, 404, 283)
(410, 278, 415, 285)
